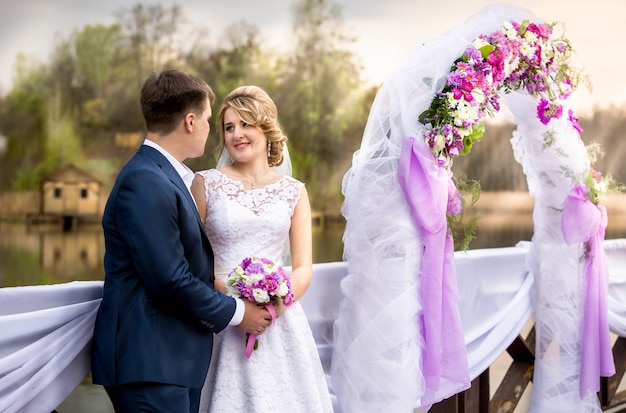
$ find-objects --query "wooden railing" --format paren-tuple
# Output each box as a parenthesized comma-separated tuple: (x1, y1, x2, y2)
(431, 327, 626, 413)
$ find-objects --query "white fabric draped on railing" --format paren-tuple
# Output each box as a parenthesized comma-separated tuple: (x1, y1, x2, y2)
(0, 239, 625, 412)
(0, 281, 103, 413)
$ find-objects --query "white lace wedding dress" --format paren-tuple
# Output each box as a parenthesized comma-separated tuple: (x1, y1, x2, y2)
(196, 169, 333, 413)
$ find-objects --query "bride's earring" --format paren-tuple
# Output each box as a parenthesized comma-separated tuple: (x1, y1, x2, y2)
(267, 141, 272, 157)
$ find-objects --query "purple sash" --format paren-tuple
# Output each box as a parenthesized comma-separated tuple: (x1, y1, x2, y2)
(561, 184, 615, 398)
(397, 136, 470, 409)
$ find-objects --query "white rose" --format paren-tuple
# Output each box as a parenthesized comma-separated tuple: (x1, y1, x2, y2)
(226, 285, 240, 298)
(249, 273, 264, 283)
(253, 289, 270, 303)
(433, 133, 445, 153)
(470, 89, 486, 104)
(472, 37, 490, 50)
(277, 282, 289, 297)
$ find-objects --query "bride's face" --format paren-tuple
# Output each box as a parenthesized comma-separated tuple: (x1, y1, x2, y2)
(222, 107, 267, 164)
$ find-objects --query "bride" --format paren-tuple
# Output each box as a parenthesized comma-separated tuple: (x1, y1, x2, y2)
(191, 85, 333, 412)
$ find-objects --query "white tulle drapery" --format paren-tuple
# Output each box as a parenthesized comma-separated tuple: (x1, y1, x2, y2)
(332, 4, 544, 412)
(507, 91, 610, 412)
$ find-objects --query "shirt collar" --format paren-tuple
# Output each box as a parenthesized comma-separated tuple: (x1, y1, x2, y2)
(143, 139, 195, 189)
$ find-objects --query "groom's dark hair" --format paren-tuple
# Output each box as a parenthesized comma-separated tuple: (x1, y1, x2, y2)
(140, 69, 215, 135)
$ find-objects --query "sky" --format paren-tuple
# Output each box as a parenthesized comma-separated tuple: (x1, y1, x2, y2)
(1, 0, 624, 113)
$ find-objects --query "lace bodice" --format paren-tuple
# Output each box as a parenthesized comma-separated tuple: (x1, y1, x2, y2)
(197, 169, 303, 270)
(196, 169, 333, 413)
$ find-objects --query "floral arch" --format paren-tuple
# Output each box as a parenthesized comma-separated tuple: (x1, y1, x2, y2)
(332, 5, 614, 413)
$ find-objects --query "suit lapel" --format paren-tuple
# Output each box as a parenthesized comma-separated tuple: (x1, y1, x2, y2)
(139, 146, 208, 238)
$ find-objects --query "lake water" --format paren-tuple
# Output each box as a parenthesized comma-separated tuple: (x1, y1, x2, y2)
(2, 204, 626, 412)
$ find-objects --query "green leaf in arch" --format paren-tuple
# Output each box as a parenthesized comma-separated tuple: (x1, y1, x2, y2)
(460, 123, 485, 155)
(519, 20, 530, 36)
(479, 44, 496, 59)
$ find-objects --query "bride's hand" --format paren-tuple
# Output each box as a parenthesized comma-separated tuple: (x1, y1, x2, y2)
(214, 278, 227, 294)
(271, 298, 287, 318)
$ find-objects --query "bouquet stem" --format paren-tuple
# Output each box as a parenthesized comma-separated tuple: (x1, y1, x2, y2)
(244, 303, 277, 359)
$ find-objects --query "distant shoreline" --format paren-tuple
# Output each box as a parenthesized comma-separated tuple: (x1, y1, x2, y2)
(471, 191, 626, 214)
(469, 191, 626, 232)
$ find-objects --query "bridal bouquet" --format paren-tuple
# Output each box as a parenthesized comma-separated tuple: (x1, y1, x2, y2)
(226, 256, 294, 306)
(226, 256, 293, 358)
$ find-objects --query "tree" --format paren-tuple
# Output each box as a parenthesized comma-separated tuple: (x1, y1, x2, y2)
(73, 24, 122, 101)
(115, 3, 188, 89)
(186, 20, 282, 172)
(275, 0, 369, 210)
(0, 54, 48, 189)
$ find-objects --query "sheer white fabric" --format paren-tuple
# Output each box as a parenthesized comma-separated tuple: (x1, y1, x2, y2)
(2, 241, 626, 411)
(0, 281, 102, 413)
(196, 169, 333, 413)
(333, 4, 539, 412)
(308, 239, 626, 410)
(507, 91, 601, 412)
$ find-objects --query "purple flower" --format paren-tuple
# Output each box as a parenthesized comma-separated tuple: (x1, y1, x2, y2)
(283, 292, 294, 306)
(536, 98, 563, 125)
(246, 262, 265, 275)
(568, 109, 583, 133)
(262, 278, 278, 292)
(240, 257, 252, 269)
(464, 46, 482, 63)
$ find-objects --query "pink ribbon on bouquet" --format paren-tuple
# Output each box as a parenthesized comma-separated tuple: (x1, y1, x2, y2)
(561, 184, 615, 398)
(245, 303, 277, 359)
(397, 136, 470, 409)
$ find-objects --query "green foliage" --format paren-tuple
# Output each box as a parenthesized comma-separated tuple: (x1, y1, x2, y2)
(46, 113, 85, 166)
(273, 0, 366, 210)
(115, 3, 188, 84)
(73, 24, 123, 99)
(13, 162, 54, 190)
(0, 57, 49, 189)
(1, 0, 625, 219)
(0, 0, 368, 211)
(448, 175, 482, 251)
(82, 98, 109, 129)
(585, 142, 626, 204)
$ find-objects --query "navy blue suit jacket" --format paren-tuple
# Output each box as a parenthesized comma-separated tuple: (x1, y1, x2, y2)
(91, 145, 236, 388)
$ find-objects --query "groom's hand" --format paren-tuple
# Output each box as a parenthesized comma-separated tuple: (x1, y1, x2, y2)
(236, 300, 272, 335)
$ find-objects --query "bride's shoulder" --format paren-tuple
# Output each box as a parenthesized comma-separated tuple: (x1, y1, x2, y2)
(281, 175, 304, 190)
(195, 168, 222, 181)
(282, 175, 302, 184)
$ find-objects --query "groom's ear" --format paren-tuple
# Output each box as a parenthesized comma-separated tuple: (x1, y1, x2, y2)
(183, 112, 195, 133)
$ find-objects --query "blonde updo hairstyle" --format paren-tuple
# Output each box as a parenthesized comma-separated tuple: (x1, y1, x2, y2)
(215, 85, 287, 167)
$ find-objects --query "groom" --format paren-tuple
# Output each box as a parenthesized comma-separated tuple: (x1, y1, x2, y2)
(91, 69, 272, 413)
